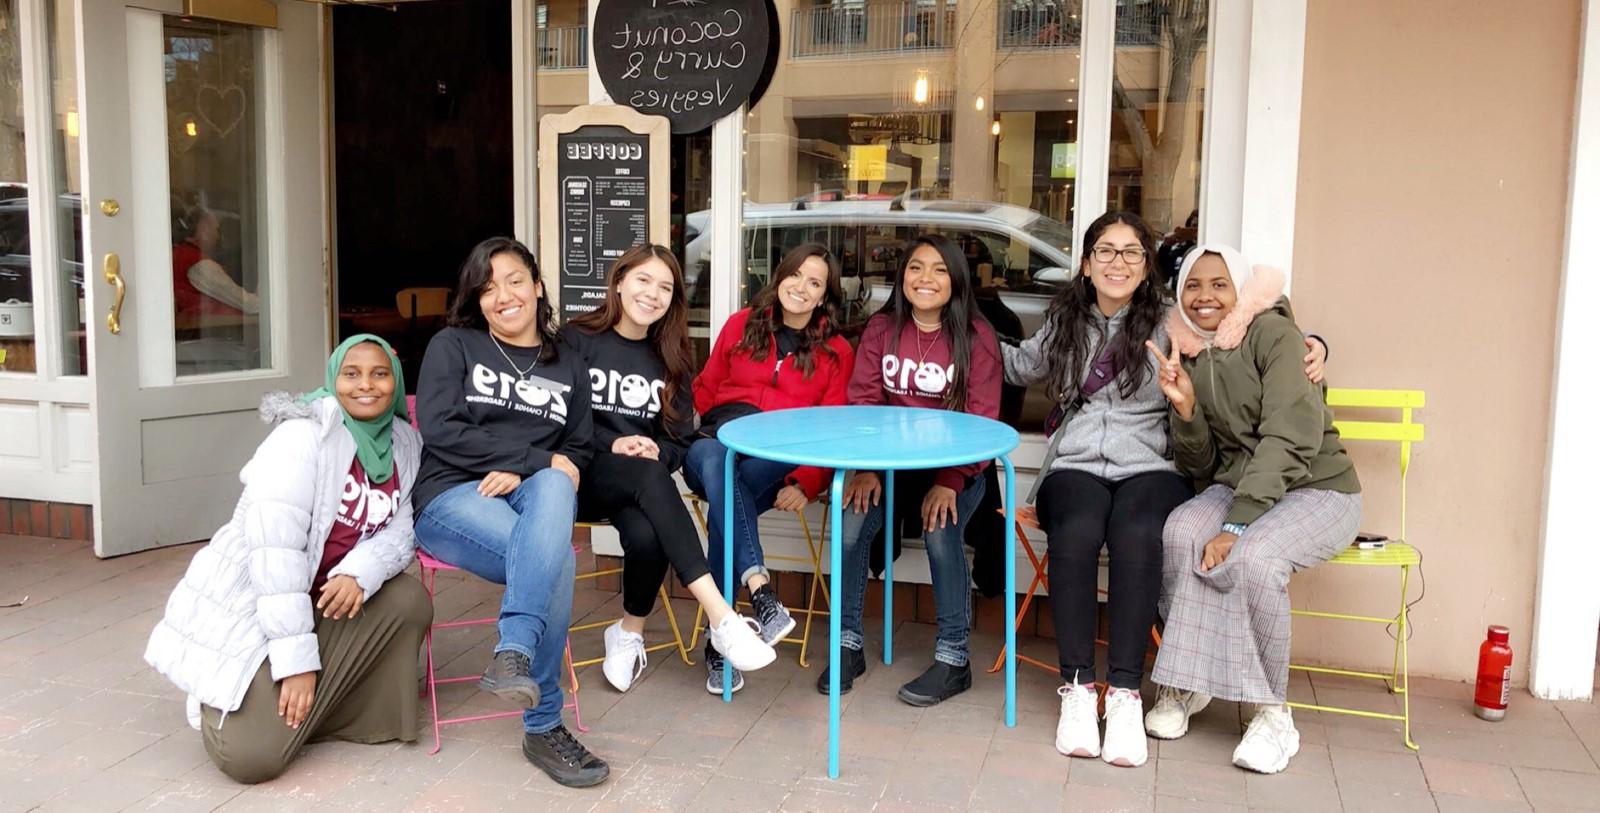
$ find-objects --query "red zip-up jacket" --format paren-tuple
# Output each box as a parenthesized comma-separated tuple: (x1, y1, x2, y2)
(693, 307, 856, 498)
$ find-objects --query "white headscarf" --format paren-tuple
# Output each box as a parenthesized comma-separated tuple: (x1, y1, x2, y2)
(1173, 244, 1253, 342)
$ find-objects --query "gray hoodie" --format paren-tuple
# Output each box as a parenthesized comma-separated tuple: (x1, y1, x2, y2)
(1003, 304, 1177, 500)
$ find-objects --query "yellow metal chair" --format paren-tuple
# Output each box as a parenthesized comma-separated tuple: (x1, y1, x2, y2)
(685, 493, 833, 667)
(569, 519, 696, 669)
(1286, 387, 1425, 751)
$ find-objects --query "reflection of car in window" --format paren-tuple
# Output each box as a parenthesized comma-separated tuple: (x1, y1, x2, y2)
(0, 183, 85, 313)
(682, 197, 1076, 339)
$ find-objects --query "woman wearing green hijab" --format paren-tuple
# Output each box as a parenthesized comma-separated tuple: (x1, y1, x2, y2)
(145, 334, 434, 784)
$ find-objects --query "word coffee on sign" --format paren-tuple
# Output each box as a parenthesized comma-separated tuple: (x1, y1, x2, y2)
(594, 0, 771, 134)
(556, 125, 652, 319)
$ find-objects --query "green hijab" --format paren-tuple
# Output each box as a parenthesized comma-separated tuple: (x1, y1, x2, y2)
(303, 333, 409, 484)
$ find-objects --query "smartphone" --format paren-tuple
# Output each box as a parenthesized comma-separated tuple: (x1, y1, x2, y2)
(1355, 531, 1388, 550)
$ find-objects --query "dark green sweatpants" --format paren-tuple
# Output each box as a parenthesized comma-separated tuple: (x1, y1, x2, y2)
(201, 574, 433, 784)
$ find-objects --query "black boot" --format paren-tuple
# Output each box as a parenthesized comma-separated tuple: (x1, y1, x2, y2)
(897, 661, 972, 707)
(480, 649, 539, 707)
(815, 645, 867, 695)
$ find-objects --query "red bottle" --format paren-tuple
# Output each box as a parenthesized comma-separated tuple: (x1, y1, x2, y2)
(1473, 625, 1513, 721)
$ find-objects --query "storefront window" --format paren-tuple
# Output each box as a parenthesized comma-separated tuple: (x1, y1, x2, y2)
(1109, 0, 1206, 254)
(734, 0, 1087, 431)
(164, 18, 270, 376)
(0, 0, 34, 373)
(48, 0, 84, 376)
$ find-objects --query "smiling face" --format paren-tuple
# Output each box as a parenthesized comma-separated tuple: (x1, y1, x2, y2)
(616, 257, 675, 335)
(902, 243, 952, 323)
(1084, 223, 1148, 312)
(334, 342, 396, 421)
(478, 251, 543, 344)
(1181, 252, 1238, 331)
(776, 256, 830, 325)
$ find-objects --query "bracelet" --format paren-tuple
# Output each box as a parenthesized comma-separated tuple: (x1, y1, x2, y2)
(1221, 522, 1248, 536)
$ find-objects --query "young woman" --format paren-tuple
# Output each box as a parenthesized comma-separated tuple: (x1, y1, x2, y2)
(1005, 213, 1331, 768)
(826, 233, 1002, 707)
(411, 237, 606, 788)
(1002, 211, 1194, 767)
(1144, 245, 1361, 775)
(683, 242, 855, 694)
(562, 244, 775, 693)
(145, 335, 430, 784)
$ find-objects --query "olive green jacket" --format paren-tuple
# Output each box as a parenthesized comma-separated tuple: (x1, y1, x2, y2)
(1167, 289, 1360, 526)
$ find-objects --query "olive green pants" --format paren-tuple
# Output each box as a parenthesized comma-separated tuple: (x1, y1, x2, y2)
(202, 574, 433, 784)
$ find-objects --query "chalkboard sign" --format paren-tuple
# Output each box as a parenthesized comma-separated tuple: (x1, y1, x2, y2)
(593, 0, 772, 134)
(539, 106, 670, 320)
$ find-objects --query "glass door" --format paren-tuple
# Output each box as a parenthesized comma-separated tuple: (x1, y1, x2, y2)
(79, 0, 327, 555)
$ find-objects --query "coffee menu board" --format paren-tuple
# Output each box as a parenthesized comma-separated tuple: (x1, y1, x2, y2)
(539, 105, 670, 319)
(593, 0, 773, 134)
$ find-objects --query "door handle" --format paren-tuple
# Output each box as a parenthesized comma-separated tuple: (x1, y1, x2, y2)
(104, 253, 125, 335)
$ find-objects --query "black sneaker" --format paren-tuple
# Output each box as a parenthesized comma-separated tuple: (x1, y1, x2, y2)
(480, 649, 539, 707)
(815, 645, 867, 695)
(522, 725, 610, 788)
(704, 639, 744, 695)
(750, 584, 796, 645)
(897, 661, 972, 707)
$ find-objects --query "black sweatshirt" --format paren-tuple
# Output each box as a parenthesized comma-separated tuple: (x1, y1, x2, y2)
(413, 326, 594, 512)
(561, 324, 694, 473)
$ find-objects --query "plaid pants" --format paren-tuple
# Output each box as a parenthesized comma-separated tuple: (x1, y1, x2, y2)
(1152, 485, 1362, 704)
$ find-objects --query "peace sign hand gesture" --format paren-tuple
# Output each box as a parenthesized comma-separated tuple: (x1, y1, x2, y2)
(1145, 341, 1196, 421)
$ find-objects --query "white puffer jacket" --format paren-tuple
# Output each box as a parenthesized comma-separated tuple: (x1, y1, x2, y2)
(144, 392, 421, 721)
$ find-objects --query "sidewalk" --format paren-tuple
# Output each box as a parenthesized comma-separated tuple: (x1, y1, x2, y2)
(0, 532, 1594, 812)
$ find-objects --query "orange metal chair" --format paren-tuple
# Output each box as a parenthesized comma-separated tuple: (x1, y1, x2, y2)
(988, 505, 1161, 677)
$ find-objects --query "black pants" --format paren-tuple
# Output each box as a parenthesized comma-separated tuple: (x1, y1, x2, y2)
(577, 453, 711, 617)
(1036, 468, 1193, 689)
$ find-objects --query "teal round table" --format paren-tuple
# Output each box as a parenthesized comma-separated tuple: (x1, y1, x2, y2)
(717, 405, 1022, 779)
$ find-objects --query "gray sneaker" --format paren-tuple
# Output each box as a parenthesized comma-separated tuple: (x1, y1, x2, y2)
(480, 649, 539, 707)
(703, 640, 745, 694)
(750, 584, 796, 645)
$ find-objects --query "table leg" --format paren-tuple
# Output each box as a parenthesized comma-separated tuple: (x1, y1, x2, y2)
(723, 447, 737, 704)
(829, 468, 845, 780)
(1003, 455, 1016, 728)
(883, 469, 894, 666)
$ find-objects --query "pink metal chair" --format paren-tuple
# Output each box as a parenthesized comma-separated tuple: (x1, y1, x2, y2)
(416, 550, 586, 755)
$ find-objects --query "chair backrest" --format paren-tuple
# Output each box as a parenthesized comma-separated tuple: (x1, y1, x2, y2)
(396, 287, 451, 319)
(1325, 387, 1425, 543)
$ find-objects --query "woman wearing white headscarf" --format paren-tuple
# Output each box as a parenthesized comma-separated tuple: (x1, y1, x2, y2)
(1142, 246, 1363, 775)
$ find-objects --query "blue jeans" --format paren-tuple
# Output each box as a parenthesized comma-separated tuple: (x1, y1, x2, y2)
(413, 470, 576, 734)
(682, 438, 793, 595)
(839, 473, 987, 667)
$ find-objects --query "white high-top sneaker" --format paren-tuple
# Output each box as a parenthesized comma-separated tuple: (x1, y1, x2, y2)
(1232, 704, 1301, 774)
(1144, 684, 1211, 740)
(1100, 688, 1149, 767)
(1055, 682, 1101, 758)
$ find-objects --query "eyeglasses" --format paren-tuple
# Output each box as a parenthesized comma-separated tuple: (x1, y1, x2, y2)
(1090, 246, 1148, 265)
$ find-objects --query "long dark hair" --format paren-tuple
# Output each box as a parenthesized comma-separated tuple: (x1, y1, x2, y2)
(736, 242, 846, 378)
(447, 236, 560, 360)
(567, 244, 694, 432)
(1043, 210, 1166, 403)
(873, 233, 989, 411)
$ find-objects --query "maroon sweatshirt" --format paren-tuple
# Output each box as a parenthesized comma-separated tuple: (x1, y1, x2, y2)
(847, 313, 1003, 491)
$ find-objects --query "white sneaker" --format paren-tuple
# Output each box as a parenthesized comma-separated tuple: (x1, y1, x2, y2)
(707, 614, 777, 672)
(1054, 683, 1101, 758)
(1144, 685, 1211, 740)
(1101, 688, 1149, 767)
(1233, 704, 1300, 774)
(601, 621, 647, 692)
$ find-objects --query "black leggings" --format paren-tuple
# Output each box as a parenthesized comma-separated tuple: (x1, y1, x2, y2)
(577, 453, 711, 618)
(1035, 468, 1193, 689)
